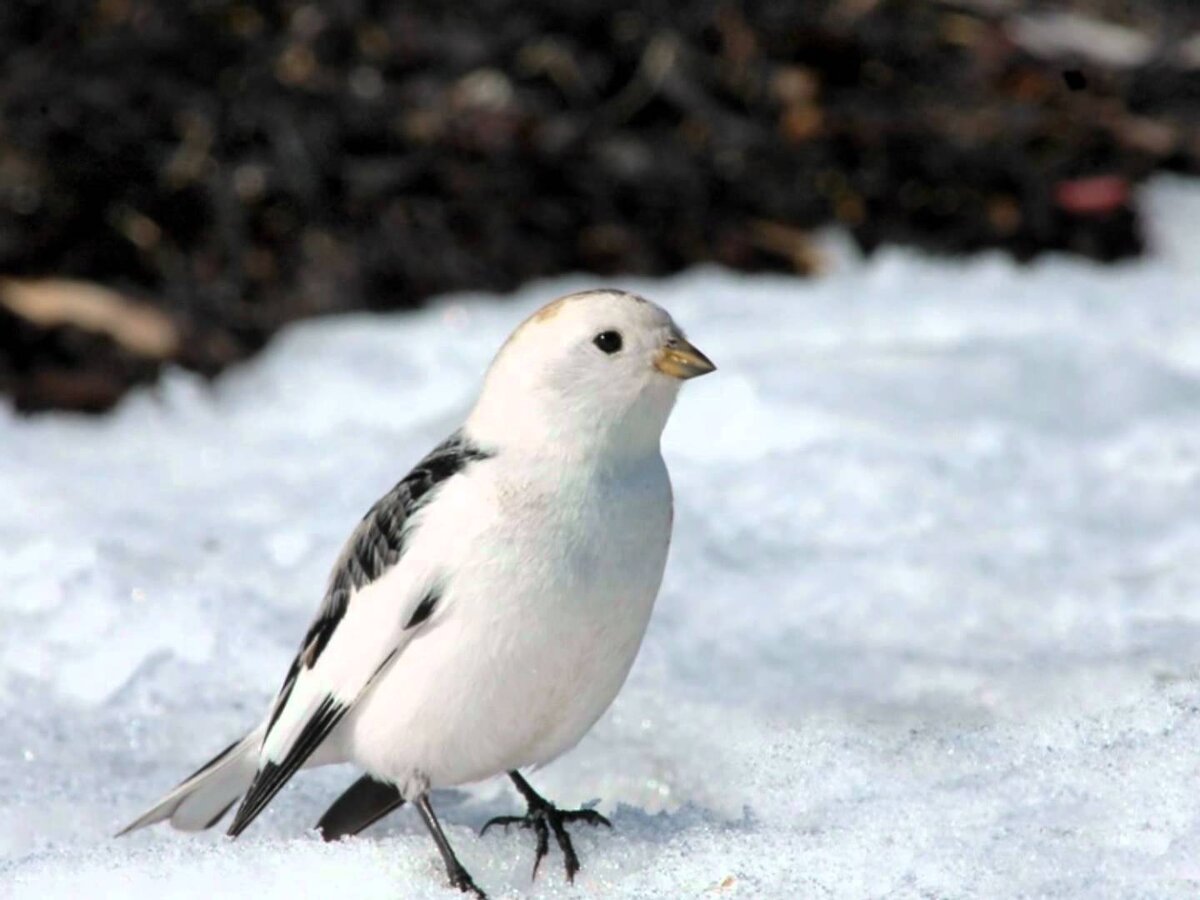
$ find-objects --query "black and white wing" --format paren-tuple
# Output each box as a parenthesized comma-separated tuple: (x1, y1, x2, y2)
(226, 431, 491, 837)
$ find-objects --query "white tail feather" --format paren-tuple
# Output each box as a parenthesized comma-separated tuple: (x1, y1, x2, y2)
(117, 726, 264, 835)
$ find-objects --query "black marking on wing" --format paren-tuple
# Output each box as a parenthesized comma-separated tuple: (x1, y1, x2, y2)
(370, 647, 398, 682)
(300, 601, 344, 670)
(404, 587, 440, 630)
(317, 775, 406, 841)
(227, 696, 347, 838)
(265, 655, 302, 737)
(256, 432, 491, 762)
(298, 431, 491, 673)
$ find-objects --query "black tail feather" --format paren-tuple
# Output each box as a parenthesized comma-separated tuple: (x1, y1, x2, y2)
(317, 774, 405, 841)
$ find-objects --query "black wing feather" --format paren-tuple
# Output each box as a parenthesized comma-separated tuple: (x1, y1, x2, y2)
(229, 432, 491, 839)
(296, 431, 490, 674)
(228, 696, 347, 837)
(404, 586, 440, 630)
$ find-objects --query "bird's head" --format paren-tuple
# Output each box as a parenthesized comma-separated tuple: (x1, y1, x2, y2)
(466, 289, 715, 459)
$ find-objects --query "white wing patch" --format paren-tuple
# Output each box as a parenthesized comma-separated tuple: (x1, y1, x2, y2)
(227, 569, 434, 836)
(262, 573, 413, 761)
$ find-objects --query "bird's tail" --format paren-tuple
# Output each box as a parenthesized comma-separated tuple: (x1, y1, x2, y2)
(117, 726, 264, 835)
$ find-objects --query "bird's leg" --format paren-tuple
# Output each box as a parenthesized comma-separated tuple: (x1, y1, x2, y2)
(479, 770, 611, 883)
(415, 794, 486, 898)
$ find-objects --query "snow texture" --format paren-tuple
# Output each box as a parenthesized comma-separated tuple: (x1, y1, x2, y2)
(4, 178, 1200, 898)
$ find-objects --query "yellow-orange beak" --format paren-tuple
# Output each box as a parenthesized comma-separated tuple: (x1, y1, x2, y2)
(653, 338, 716, 380)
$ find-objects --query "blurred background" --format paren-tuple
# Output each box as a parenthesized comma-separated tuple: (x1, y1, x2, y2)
(1, 0, 1198, 413)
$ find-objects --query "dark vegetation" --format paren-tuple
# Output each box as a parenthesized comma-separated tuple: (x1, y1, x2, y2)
(1, 0, 1197, 411)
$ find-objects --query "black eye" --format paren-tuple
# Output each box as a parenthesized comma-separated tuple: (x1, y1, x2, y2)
(593, 330, 623, 354)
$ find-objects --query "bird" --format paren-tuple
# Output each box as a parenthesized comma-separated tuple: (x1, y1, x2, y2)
(117, 288, 715, 896)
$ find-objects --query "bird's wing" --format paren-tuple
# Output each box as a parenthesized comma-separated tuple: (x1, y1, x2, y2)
(226, 431, 492, 837)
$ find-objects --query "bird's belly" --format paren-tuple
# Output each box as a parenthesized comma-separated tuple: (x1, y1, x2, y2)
(344, 522, 666, 795)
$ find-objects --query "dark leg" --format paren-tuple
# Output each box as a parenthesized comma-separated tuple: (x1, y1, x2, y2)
(480, 771, 611, 883)
(415, 793, 486, 898)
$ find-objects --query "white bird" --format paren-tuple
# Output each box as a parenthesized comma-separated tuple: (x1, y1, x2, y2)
(118, 288, 715, 896)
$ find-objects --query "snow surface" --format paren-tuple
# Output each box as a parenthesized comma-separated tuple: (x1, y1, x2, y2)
(4, 177, 1200, 899)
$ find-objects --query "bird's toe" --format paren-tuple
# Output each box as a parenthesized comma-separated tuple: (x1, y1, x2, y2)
(479, 814, 524, 836)
(529, 815, 551, 881)
(560, 807, 611, 829)
(484, 793, 610, 883)
(546, 816, 581, 882)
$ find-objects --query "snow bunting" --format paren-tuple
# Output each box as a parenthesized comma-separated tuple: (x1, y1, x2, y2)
(119, 288, 715, 896)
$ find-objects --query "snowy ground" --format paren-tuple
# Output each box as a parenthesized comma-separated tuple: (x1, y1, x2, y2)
(4, 178, 1200, 899)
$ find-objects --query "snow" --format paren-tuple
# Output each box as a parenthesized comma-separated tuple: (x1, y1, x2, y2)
(5, 176, 1200, 898)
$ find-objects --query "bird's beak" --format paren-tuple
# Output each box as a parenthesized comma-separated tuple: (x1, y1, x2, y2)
(653, 337, 716, 380)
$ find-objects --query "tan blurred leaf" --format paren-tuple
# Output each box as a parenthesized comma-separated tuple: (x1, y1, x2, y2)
(0, 279, 179, 359)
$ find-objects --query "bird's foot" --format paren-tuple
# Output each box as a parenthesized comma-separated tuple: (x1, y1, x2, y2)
(481, 795, 611, 883)
(447, 860, 487, 898)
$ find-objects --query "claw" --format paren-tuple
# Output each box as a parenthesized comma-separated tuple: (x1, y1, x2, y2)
(479, 815, 523, 836)
(550, 816, 580, 882)
(480, 781, 612, 883)
(530, 816, 550, 881)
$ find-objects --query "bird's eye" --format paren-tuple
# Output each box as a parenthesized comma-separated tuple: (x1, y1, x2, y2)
(593, 331, 623, 354)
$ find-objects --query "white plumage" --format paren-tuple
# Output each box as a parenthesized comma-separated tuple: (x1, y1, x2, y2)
(119, 288, 714, 896)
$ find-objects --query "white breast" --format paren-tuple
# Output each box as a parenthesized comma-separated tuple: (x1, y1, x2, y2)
(342, 451, 673, 795)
